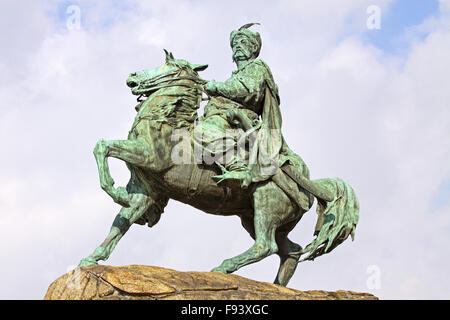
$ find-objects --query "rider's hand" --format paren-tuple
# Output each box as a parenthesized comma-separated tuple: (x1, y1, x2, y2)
(226, 109, 242, 127)
(226, 109, 236, 122)
(204, 80, 218, 96)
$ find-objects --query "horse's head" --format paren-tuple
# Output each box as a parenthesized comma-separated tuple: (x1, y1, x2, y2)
(126, 50, 208, 97)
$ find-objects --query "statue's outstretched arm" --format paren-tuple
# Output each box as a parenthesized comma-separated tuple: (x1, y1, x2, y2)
(205, 63, 265, 104)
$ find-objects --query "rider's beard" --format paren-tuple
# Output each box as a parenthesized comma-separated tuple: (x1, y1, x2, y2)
(232, 47, 252, 63)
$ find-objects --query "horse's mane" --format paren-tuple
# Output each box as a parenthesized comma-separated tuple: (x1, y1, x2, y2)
(134, 65, 204, 130)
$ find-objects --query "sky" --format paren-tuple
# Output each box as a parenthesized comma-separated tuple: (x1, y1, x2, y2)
(0, 0, 449, 300)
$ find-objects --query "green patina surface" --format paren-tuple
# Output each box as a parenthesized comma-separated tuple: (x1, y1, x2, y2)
(78, 24, 359, 287)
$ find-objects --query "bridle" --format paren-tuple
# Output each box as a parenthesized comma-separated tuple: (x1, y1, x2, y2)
(134, 67, 207, 102)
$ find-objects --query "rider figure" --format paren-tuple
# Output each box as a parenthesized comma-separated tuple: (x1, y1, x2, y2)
(199, 23, 285, 188)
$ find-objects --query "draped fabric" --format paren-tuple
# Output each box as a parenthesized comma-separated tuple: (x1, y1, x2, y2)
(248, 83, 283, 182)
(248, 61, 311, 186)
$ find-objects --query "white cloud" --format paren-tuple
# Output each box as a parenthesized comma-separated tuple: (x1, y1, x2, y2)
(440, 0, 450, 12)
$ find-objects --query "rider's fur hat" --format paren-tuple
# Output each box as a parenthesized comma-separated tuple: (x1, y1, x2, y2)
(230, 23, 262, 58)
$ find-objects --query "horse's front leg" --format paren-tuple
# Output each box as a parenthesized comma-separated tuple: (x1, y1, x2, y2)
(79, 186, 153, 266)
(93, 138, 151, 207)
(79, 167, 168, 267)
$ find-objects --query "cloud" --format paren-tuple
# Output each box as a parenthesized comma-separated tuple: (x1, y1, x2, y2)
(0, 0, 449, 299)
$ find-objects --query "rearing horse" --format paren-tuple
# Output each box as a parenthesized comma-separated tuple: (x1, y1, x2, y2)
(78, 50, 359, 287)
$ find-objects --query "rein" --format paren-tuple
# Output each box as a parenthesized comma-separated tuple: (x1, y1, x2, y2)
(134, 68, 207, 100)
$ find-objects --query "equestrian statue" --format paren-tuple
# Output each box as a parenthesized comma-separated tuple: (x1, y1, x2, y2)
(78, 23, 359, 287)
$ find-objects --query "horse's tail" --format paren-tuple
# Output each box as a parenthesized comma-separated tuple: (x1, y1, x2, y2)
(298, 177, 359, 263)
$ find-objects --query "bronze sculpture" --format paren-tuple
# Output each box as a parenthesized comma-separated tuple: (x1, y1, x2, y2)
(78, 24, 359, 287)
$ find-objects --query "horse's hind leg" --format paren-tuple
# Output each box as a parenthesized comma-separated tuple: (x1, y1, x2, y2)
(274, 231, 302, 286)
(212, 182, 295, 274)
(79, 170, 167, 266)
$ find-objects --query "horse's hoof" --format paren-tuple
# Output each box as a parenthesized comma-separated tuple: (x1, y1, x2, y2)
(211, 259, 234, 273)
(78, 257, 98, 267)
(210, 267, 227, 274)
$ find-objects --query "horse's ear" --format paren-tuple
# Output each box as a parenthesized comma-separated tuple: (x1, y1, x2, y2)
(164, 49, 174, 63)
(191, 63, 208, 72)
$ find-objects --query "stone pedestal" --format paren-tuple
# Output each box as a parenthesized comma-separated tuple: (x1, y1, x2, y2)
(44, 265, 378, 300)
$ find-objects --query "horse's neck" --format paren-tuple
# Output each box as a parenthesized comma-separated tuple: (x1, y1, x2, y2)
(138, 76, 201, 129)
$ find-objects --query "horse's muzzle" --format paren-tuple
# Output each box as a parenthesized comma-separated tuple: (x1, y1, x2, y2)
(126, 77, 138, 88)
